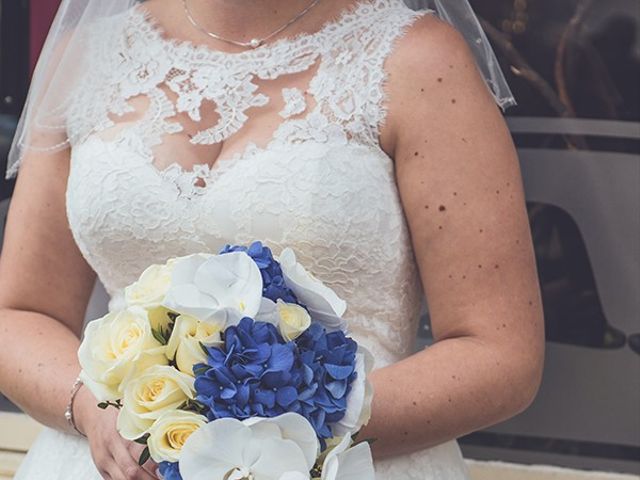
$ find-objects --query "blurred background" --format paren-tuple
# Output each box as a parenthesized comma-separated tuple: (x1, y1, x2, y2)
(0, 0, 639, 478)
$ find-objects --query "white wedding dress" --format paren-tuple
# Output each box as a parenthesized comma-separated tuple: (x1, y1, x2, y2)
(14, 0, 470, 478)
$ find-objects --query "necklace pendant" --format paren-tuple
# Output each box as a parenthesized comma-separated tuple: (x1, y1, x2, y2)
(249, 38, 261, 48)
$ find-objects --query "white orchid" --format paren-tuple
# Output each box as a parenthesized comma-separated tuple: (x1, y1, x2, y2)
(163, 252, 263, 327)
(179, 413, 319, 480)
(331, 346, 375, 437)
(278, 248, 347, 332)
(321, 435, 376, 480)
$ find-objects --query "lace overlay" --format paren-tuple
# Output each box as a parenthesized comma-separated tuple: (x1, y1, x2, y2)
(16, 1, 470, 478)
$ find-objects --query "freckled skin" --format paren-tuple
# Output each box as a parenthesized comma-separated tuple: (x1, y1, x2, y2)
(438, 205, 446, 212)
(339, 14, 543, 459)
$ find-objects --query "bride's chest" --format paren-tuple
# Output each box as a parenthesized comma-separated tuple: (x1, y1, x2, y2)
(65, 135, 407, 289)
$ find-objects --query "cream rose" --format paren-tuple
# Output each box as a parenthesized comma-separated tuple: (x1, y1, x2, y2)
(276, 300, 311, 341)
(147, 410, 208, 463)
(166, 315, 223, 376)
(125, 262, 174, 308)
(78, 307, 167, 401)
(147, 306, 175, 334)
(117, 365, 195, 440)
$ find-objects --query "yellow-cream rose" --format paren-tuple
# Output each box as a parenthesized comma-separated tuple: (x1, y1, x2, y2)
(166, 315, 222, 376)
(147, 410, 207, 463)
(276, 300, 311, 341)
(147, 306, 175, 333)
(125, 262, 174, 308)
(117, 365, 195, 440)
(78, 307, 167, 401)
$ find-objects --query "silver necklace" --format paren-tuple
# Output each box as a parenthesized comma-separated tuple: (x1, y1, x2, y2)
(182, 0, 323, 49)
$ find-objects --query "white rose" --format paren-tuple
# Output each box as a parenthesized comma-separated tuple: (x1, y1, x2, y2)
(147, 306, 175, 334)
(116, 365, 195, 440)
(255, 298, 311, 341)
(163, 252, 262, 326)
(278, 248, 347, 332)
(165, 315, 222, 376)
(78, 307, 167, 401)
(147, 410, 208, 463)
(331, 346, 375, 437)
(321, 434, 375, 480)
(277, 300, 311, 341)
(180, 413, 319, 480)
(125, 262, 174, 308)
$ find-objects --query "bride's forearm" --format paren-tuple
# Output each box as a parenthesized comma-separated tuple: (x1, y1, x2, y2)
(362, 335, 541, 459)
(0, 308, 84, 434)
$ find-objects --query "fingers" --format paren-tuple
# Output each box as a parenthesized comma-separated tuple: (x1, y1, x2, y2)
(128, 441, 160, 479)
(111, 439, 158, 480)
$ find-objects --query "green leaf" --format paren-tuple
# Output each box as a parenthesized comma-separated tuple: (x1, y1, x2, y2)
(138, 447, 150, 466)
(134, 434, 150, 445)
(152, 327, 168, 346)
(97, 402, 109, 410)
(199, 341, 209, 355)
(193, 364, 209, 376)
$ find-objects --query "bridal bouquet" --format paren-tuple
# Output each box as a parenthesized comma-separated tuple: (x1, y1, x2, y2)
(78, 242, 376, 480)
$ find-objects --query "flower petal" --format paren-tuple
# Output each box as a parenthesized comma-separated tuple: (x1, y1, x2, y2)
(180, 418, 250, 480)
(278, 248, 347, 331)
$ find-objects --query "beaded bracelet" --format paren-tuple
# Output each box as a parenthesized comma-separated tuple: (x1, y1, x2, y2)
(64, 376, 86, 437)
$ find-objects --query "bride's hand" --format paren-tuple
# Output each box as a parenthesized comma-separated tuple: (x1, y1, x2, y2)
(75, 387, 160, 480)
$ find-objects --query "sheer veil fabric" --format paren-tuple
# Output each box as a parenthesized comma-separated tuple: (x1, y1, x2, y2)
(6, 0, 514, 178)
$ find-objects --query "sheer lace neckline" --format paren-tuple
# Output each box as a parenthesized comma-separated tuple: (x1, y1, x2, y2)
(135, 0, 398, 59)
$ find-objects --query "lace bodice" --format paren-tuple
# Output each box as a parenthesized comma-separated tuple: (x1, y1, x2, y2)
(66, 0, 430, 365)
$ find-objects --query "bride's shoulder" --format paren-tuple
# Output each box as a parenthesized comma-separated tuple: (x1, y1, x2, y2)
(388, 13, 477, 80)
(379, 12, 498, 153)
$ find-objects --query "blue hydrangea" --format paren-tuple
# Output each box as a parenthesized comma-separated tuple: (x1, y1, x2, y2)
(193, 318, 357, 444)
(158, 462, 181, 480)
(220, 241, 298, 304)
(294, 322, 358, 440)
(194, 318, 301, 421)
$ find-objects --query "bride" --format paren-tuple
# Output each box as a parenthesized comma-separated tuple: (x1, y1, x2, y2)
(0, 0, 544, 478)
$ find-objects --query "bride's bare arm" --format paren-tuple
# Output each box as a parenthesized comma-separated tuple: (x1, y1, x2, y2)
(0, 151, 95, 431)
(365, 16, 545, 458)
(0, 153, 158, 479)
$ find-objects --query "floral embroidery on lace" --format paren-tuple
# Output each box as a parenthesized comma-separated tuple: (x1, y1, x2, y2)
(279, 87, 307, 118)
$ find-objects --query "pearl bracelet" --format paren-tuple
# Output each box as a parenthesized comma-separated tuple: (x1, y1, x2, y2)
(64, 376, 86, 437)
